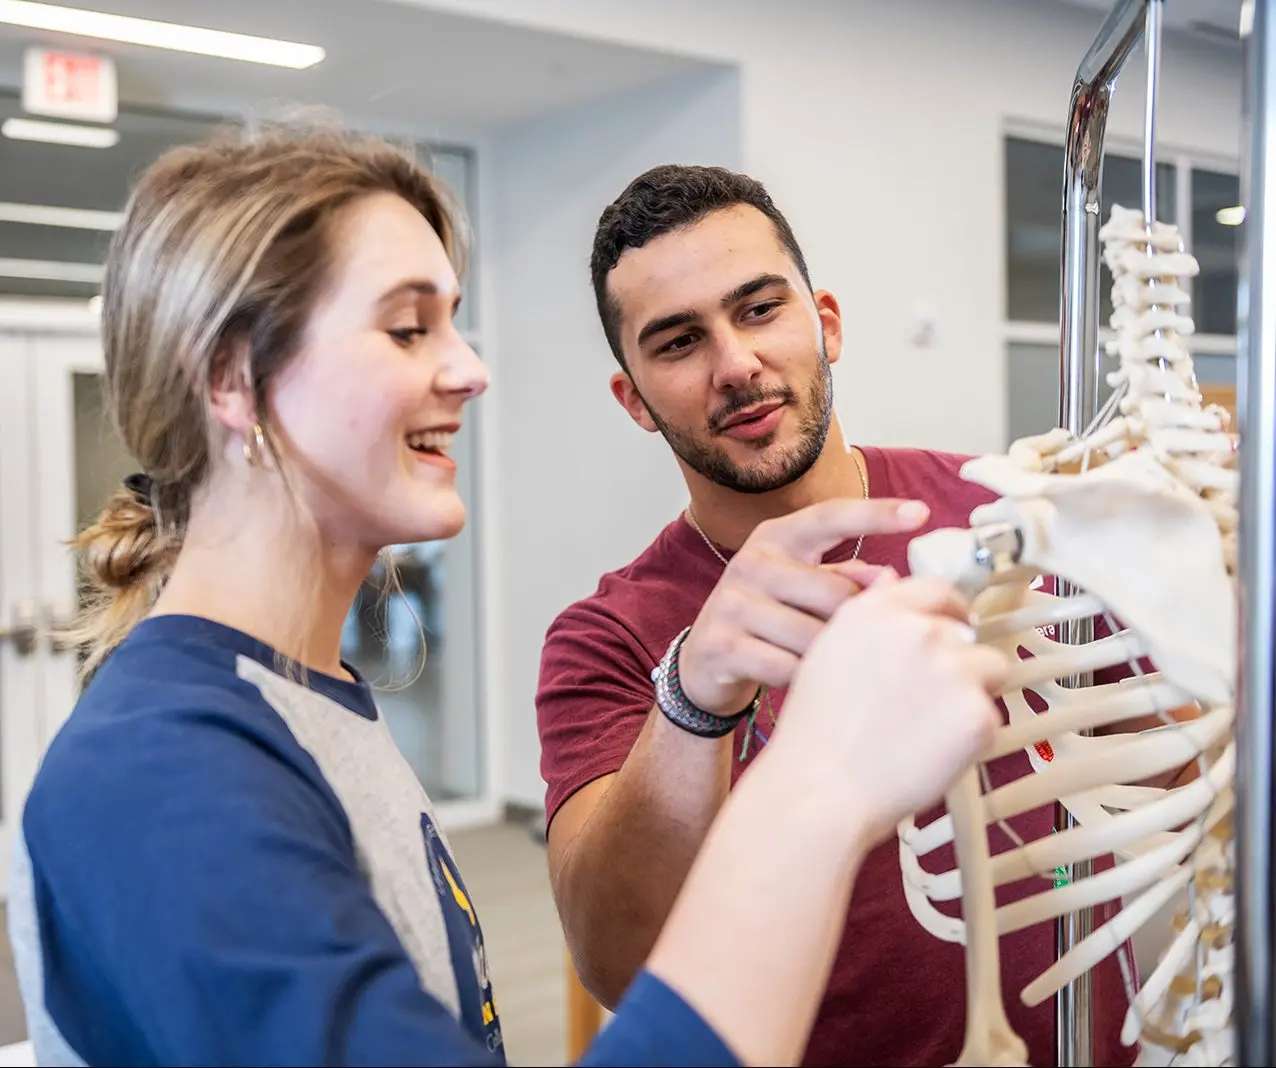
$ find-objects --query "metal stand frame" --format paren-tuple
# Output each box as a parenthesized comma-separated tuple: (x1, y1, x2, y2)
(1057, 0, 1274, 1064)
(1056, 2, 1163, 1063)
(1235, 3, 1276, 1064)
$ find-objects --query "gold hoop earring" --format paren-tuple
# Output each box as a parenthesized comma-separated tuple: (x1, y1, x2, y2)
(242, 422, 266, 467)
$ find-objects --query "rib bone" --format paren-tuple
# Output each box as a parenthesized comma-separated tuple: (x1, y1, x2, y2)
(894, 204, 1238, 1066)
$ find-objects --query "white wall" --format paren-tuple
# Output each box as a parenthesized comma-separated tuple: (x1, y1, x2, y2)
(482, 67, 743, 805)
(0, 0, 1239, 813)
(400, 0, 1243, 807)
(413, 0, 1241, 450)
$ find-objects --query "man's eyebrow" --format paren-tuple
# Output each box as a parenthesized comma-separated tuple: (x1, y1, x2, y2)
(637, 309, 698, 348)
(635, 274, 792, 348)
(720, 273, 792, 306)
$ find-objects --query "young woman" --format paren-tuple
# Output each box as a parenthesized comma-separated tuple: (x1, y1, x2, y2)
(8, 120, 1006, 1067)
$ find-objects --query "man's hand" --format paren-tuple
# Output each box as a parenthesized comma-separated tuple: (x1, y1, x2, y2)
(677, 497, 932, 715)
(776, 572, 1007, 843)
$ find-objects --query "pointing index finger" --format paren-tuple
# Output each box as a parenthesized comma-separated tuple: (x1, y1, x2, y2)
(757, 498, 931, 563)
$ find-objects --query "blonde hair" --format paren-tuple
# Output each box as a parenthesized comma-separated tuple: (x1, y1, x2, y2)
(68, 115, 467, 680)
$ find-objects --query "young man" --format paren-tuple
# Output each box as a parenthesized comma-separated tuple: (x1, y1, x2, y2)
(535, 164, 1137, 1067)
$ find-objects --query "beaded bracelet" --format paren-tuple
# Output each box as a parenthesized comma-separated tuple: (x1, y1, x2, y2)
(651, 626, 762, 738)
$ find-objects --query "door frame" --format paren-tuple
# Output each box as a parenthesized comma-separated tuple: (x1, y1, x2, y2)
(0, 331, 41, 894)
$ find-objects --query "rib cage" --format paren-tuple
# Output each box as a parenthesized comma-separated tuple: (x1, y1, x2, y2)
(898, 204, 1238, 1066)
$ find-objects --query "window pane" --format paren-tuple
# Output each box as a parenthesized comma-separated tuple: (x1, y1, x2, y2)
(1005, 342, 1115, 447)
(427, 146, 478, 335)
(1192, 168, 1241, 337)
(1005, 137, 1176, 325)
(339, 382, 485, 802)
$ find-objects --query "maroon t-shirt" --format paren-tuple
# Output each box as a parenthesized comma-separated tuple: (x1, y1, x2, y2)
(536, 445, 1136, 1068)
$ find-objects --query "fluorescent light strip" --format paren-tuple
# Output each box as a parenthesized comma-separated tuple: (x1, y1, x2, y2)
(0, 1, 325, 68)
(1216, 205, 1246, 226)
(0, 258, 104, 282)
(0, 201, 122, 229)
(2, 117, 118, 147)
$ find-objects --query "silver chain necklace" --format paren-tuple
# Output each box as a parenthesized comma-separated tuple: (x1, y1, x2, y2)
(685, 450, 871, 567)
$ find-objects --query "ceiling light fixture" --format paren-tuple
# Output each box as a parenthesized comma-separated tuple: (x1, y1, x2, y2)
(2, 116, 118, 147)
(1215, 205, 1246, 226)
(0, 201, 122, 229)
(0, 1, 325, 68)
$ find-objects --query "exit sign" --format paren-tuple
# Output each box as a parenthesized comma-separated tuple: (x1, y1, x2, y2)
(22, 48, 117, 124)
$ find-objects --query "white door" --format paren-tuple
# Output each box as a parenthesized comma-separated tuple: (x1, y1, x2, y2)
(0, 319, 106, 891)
(0, 332, 45, 890)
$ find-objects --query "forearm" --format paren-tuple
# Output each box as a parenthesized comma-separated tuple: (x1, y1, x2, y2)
(553, 704, 734, 1007)
(644, 743, 869, 1068)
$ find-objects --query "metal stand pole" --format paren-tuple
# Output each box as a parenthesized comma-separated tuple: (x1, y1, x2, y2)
(1056, 2, 1151, 1063)
(1235, 2, 1276, 1063)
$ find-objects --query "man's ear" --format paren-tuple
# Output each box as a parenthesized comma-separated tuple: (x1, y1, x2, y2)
(208, 334, 259, 437)
(610, 370, 659, 433)
(813, 289, 843, 366)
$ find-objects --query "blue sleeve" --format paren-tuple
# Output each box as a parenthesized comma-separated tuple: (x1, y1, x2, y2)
(577, 972, 740, 1067)
(22, 710, 501, 1068)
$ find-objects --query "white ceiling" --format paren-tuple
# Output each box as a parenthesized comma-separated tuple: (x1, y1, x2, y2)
(0, 0, 720, 301)
(0, 0, 715, 135)
(0, 2, 1238, 138)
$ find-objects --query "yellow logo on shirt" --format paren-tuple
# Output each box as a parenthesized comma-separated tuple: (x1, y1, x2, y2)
(440, 858, 477, 928)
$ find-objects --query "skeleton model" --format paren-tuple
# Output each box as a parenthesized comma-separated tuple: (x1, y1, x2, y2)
(897, 197, 1238, 1067)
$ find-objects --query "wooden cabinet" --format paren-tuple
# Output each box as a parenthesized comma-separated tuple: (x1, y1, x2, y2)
(1200, 385, 1237, 425)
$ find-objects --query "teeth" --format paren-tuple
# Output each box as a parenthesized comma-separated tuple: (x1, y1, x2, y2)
(407, 430, 455, 453)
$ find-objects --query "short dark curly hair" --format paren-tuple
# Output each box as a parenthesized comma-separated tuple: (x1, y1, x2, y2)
(590, 164, 813, 368)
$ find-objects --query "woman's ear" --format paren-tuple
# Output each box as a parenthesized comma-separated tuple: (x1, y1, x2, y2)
(208, 334, 258, 436)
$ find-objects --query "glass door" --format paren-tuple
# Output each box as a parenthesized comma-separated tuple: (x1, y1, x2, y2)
(32, 334, 114, 744)
(339, 411, 488, 809)
(23, 325, 491, 829)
